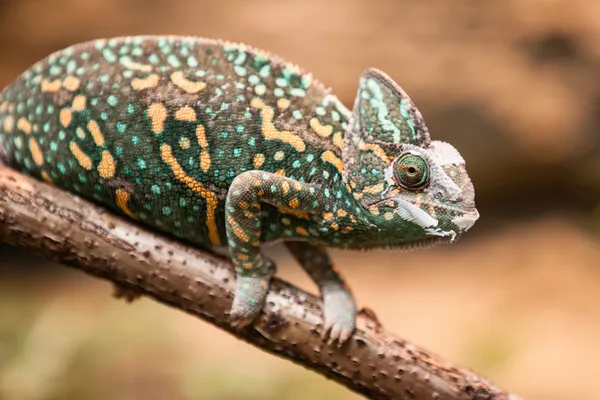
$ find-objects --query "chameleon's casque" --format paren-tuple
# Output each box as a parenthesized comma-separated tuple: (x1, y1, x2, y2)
(0, 36, 478, 343)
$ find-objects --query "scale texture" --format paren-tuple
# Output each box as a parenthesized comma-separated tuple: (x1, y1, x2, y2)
(0, 35, 479, 342)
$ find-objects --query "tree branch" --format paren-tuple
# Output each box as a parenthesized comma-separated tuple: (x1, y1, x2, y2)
(0, 166, 520, 400)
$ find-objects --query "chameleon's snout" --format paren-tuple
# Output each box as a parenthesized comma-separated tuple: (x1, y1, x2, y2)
(452, 208, 480, 232)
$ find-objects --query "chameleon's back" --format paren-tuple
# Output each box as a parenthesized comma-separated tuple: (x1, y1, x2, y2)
(0, 36, 349, 248)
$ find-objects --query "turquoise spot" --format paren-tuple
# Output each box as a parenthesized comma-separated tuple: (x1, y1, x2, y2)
(57, 163, 66, 174)
(66, 60, 77, 73)
(332, 111, 340, 121)
(151, 185, 161, 195)
(123, 70, 134, 78)
(50, 141, 57, 151)
(292, 110, 302, 120)
(215, 87, 223, 96)
(220, 102, 229, 110)
(316, 106, 326, 116)
(127, 104, 135, 114)
(102, 48, 117, 63)
(195, 70, 206, 77)
(233, 148, 242, 157)
(49, 65, 62, 76)
(371, 169, 380, 176)
(80, 52, 90, 60)
(301, 74, 312, 89)
(292, 160, 301, 168)
(247, 137, 256, 146)
(100, 74, 109, 83)
(132, 47, 144, 57)
(218, 150, 225, 158)
(234, 66, 247, 76)
(227, 168, 235, 178)
(107, 95, 118, 107)
(244, 111, 252, 119)
(306, 154, 314, 162)
(187, 56, 198, 67)
(132, 136, 140, 144)
(236, 125, 244, 133)
(324, 188, 330, 197)
(276, 78, 287, 87)
(76, 67, 85, 76)
(248, 75, 260, 85)
(274, 88, 284, 97)
(216, 74, 224, 80)
(58, 130, 66, 140)
(309, 167, 317, 176)
(270, 184, 277, 193)
(179, 198, 187, 207)
(234, 51, 247, 65)
(290, 88, 306, 97)
(323, 170, 330, 179)
(143, 203, 152, 211)
(101, 112, 108, 120)
(43, 122, 51, 133)
(116, 122, 127, 133)
(148, 54, 160, 64)
(46, 105, 54, 114)
(259, 65, 271, 78)
(137, 158, 146, 169)
(167, 54, 180, 68)
(115, 147, 123, 156)
(221, 131, 228, 139)
(78, 173, 87, 183)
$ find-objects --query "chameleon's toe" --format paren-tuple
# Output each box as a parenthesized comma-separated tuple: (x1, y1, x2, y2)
(322, 289, 357, 345)
(229, 275, 272, 328)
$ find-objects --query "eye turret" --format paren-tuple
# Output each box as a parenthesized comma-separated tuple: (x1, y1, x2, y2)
(392, 151, 430, 190)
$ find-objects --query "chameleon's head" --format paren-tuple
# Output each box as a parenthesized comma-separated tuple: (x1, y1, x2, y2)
(342, 68, 479, 248)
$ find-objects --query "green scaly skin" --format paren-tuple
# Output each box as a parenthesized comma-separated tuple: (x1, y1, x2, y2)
(0, 36, 479, 344)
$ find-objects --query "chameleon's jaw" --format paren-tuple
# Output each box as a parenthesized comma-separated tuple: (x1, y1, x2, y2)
(452, 208, 480, 233)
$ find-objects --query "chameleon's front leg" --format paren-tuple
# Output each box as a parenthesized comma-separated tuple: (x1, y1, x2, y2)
(285, 242, 357, 344)
(225, 170, 323, 327)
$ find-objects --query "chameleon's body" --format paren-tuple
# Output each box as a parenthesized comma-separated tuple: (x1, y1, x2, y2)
(0, 36, 479, 343)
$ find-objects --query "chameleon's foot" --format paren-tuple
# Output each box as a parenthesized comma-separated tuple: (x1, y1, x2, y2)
(322, 289, 357, 345)
(229, 271, 274, 328)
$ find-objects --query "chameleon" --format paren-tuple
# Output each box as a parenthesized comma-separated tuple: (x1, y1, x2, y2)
(0, 35, 479, 344)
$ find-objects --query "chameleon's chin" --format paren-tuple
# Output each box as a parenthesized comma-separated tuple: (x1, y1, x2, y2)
(452, 209, 480, 233)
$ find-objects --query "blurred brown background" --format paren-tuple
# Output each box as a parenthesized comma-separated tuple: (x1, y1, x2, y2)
(1, 1, 600, 399)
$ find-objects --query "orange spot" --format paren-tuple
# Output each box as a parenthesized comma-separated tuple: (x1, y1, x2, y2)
(148, 103, 167, 134)
(341, 226, 353, 234)
(227, 214, 250, 242)
(121, 59, 152, 72)
(295, 226, 309, 236)
(237, 253, 249, 261)
(195, 125, 208, 148)
(131, 74, 160, 91)
(175, 106, 196, 122)
(251, 98, 305, 152)
(62, 76, 80, 91)
(40, 170, 53, 184)
(17, 118, 32, 134)
(321, 150, 344, 173)
(71, 95, 86, 112)
(69, 142, 92, 170)
(253, 154, 265, 168)
(170, 71, 206, 94)
(363, 183, 384, 195)
(337, 209, 347, 217)
(200, 152, 211, 171)
(281, 181, 290, 195)
(333, 132, 344, 149)
(310, 118, 333, 137)
(277, 98, 290, 109)
(59, 108, 72, 128)
(29, 137, 44, 166)
(359, 141, 389, 163)
(41, 79, 61, 92)
(116, 188, 135, 218)
(368, 206, 380, 216)
(280, 208, 310, 219)
(275, 169, 286, 176)
(160, 144, 220, 246)
(0, 101, 8, 113)
(98, 151, 116, 178)
(384, 212, 394, 221)
(322, 212, 333, 221)
(289, 198, 300, 209)
(87, 120, 105, 146)
(3, 116, 14, 132)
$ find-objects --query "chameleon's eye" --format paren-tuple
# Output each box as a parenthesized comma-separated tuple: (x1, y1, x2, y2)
(392, 151, 430, 190)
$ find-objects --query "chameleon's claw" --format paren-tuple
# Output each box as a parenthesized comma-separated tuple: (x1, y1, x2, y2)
(228, 274, 273, 328)
(321, 289, 357, 345)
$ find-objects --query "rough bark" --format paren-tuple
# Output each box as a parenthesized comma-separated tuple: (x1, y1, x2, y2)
(0, 166, 521, 400)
